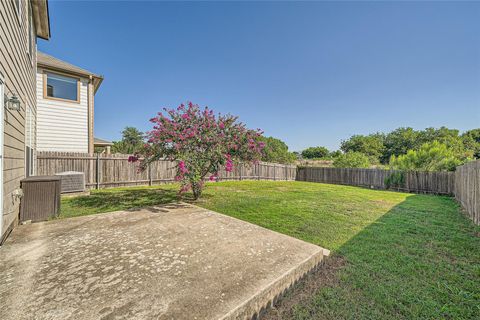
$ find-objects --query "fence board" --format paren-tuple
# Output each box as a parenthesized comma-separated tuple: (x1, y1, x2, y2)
(455, 160, 480, 225)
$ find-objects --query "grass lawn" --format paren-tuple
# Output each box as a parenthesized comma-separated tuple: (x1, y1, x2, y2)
(61, 181, 480, 319)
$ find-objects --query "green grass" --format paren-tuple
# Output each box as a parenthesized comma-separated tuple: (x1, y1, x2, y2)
(61, 181, 480, 319)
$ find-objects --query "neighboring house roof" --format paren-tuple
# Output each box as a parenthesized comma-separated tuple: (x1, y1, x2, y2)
(37, 51, 104, 93)
(31, 0, 50, 40)
(94, 138, 113, 146)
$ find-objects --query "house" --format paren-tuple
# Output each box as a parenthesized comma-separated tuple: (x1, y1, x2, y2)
(0, 0, 50, 243)
(94, 137, 113, 154)
(36, 52, 104, 153)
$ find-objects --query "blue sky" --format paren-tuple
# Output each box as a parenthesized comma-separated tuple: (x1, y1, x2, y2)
(39, 1, 480, 151)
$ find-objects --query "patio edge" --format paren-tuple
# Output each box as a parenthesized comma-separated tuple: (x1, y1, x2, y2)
(218, 247, 329, 320)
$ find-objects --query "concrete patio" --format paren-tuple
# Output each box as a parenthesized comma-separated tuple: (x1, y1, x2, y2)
(0, 203, 329, 320)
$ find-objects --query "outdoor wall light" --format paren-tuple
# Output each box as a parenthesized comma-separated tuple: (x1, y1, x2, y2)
(5, 93, 21, 111)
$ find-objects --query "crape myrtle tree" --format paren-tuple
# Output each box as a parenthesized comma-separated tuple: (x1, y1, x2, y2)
(129, 103, 265, 199)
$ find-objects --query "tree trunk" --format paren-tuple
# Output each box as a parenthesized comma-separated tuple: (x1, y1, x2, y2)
(192, 181, 202, 200)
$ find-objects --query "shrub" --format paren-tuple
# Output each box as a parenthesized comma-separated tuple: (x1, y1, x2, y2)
(333, 152, 371, 168)
(301, 146, 330, 159)
(131, 102, 264, 199)
(384, 171, 405, 190)
(389, 141, 470, 172)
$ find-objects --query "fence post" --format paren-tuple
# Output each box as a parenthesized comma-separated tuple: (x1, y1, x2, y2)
(273, 164, 276, 181)
(96, 154, 100, 189)
(239, 163, 242, 181)
(148, 163, 152, 186)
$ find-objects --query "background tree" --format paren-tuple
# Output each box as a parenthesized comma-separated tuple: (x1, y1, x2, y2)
(381, 127, 421, 163)
(257, 136, 296, 164)
(132, 103, 264, 199)
(389, 141, 470, 172)
(333, 152, 371, 168)
(462, 129, 480, 158)
(419, 127, 466, 155)
(340, 133, 384, 163)
(335, 126, 478, 168)
(301, 146, 330, 159)
(112, 127, 145, 154)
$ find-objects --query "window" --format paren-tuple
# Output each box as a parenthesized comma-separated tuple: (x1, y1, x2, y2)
(44, 72, 79, 102)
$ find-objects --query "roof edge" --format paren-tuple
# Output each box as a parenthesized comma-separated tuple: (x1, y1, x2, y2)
(38, 63, 104, 92)
(31, 0, 50, 40)
(37, 62, 104, 80)
(37, 51, 104, 92)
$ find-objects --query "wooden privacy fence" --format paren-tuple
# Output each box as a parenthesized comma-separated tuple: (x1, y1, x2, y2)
(36, 152, 297, 189)
(296, 167, 455, 195)
(454, 160, 480, 225)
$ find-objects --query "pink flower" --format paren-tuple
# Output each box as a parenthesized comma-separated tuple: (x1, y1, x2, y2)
(128, 155, 138, 163)
(209, 175, 217, 181)
(219, 122, 225, 129)
(225, 154, 234, 172)
(178, 161, 189, 174)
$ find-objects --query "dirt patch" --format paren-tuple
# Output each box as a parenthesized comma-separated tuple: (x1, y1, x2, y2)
(262, 254, 347, 320)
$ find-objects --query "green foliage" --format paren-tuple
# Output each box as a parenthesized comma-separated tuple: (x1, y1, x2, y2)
(340, 133, 384, 163)
(333, 152, 371, 168)
(389, 141, 470, 171)
(462, 129, 480, 158)
(337, 126, 478, 164)
(382, 127, 422, 163)
(329, 150, 342, 158)
(94, 146, 106, 153)
(257, 136, 297, 164)
(111, 127, 144, 154)
(301, 146, 330, 159)
(462, 128, 480, 143)
(382, 126, 473, 163)
(384, 171, 405, 189)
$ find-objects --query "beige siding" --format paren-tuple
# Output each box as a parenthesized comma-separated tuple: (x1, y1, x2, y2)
(36, 69, 89, 152)
(0, 0, 37, 239)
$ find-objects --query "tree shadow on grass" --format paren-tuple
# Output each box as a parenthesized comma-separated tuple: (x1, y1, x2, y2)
(61, 186, 217, 218)
(264, 194, 480, 320)
(70, 189, 179, 209)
